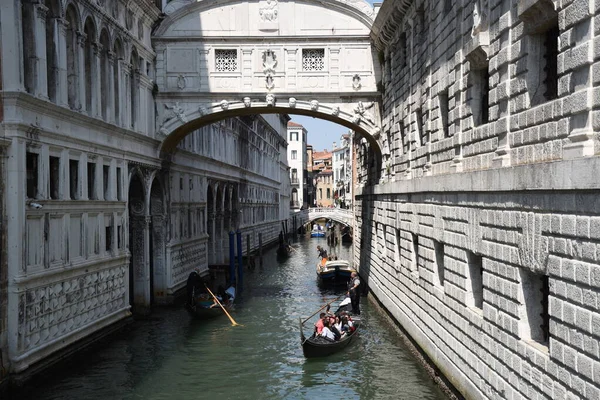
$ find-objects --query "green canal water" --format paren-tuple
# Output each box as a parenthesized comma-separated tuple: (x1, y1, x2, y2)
(18, 237, 447, 400)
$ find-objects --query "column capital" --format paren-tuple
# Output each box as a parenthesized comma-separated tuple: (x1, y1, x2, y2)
(107, 51, 116, 64)
(93, 42, 103, 56)
(35, 3, 49, 21)
(56, 17, 69, 35)
(76, 31, 87, 47)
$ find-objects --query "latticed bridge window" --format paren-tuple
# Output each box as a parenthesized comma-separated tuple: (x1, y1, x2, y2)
(302, 49, 325, 71)
(215, 49, 238, 72)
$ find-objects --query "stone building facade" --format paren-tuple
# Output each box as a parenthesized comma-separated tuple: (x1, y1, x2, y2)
(356, 0, 600, 399)
(0, 0, 291, 378)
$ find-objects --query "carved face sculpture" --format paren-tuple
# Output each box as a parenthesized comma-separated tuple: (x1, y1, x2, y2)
(310, 100, 319, 111)
(289, 98, 297, 108)
(220, 100, 229, 110)
(266, 94, 275, 106)
(243, 97, 252, 107)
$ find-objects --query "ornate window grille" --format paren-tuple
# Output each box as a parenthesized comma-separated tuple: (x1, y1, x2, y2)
(215, 49, 238, 72)
(302, 49, 325, 71)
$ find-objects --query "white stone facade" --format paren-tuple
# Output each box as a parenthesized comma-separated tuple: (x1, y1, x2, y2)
(0, 0, 294, 377)
(287, 122, 307, 209)
(358, 0, 600, 399)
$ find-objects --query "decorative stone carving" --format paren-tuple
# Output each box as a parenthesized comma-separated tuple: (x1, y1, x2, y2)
(177, 75, 186, 89)
(353, 101, 377, 125)
(266, 94, 276, 106)
(289, 98, 297, 108)
(331, 106, 340, 116)
(352, 74, 362, 90)
(265, 74, 275, 90)
(471, 0, 488, 37)
(243, 97, 252, 107)
(259, 0, 279, 22)
(310, 100, 319, 111)
(164, 102, 188, 124)
(220, 100, 229, 110)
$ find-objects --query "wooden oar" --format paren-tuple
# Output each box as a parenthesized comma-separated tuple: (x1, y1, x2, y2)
(301, 294, 345, 325)
(205, 286, 242, 327)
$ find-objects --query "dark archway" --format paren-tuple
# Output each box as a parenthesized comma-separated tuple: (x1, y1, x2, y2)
(150, 178, 165, 304)
(128, 173, 146, 308)
(206, 184, 214, 264)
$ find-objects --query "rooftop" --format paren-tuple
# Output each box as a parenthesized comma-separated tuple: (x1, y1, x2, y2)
(287, 121, 304, 128)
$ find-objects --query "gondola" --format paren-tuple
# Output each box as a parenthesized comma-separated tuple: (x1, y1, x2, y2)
(299, 315, 361, 358)
(277, 243, 293, 259)
(316, 259, 356, 283)
(185, 271, 235, 319)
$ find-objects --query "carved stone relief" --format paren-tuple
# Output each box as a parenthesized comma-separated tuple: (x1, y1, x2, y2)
(259, 0, 278, 22)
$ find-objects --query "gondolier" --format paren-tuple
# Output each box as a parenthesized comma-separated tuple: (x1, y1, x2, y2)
(346, 272, 360, 315)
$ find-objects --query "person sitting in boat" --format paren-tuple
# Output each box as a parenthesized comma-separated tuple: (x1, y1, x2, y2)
(319, 319, 337, 341)
(314, 312, 326, 335)
(340, 315, 355, 335)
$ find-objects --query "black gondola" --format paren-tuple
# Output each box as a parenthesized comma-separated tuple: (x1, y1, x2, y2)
(299, 316, 360, 358)
(185, 271, 235, 319)
(276, 244, 293, 259)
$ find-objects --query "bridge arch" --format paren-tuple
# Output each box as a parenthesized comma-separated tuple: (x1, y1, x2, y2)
(152, 0, 384, 173)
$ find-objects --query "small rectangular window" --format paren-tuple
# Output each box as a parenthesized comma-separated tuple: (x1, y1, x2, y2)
(519, 269, 550, 346)
(103, 165, 110, 200)
(467, 252, 484, 309)
(434, 240, 445, 288)
(302, 49, 325, 71)
(415, 109, 426, 145)
(116, 167, 122, 201)
(439, 91, 450, 138)
(215, 49, 238, 72)
(87, 162, 96, 200)
(26, 152, 39, 199)
(117, 224, 122, 249)
(70, 159, 80, 200)
(472, 68, 490, 126)
(105, 225, 113, 252)
(411, 233, 419, 272)
(291, 150, 297, 160)
(49, 156, 60, 199)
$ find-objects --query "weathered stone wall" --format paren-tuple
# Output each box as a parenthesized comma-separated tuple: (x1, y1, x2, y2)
(361, 0, 600, 399)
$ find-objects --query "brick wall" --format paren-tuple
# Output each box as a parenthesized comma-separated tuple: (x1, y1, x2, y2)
(360, 0, 600, 398)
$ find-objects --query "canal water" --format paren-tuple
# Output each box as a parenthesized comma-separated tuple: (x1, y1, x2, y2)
(17, 236, 447, 400)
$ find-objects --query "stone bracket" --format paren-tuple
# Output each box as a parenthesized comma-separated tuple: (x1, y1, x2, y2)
(518, 0, 558, 34)
(465, 32, 489, 70)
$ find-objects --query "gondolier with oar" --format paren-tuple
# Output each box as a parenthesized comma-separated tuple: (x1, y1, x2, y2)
(346, 271, 360, 315)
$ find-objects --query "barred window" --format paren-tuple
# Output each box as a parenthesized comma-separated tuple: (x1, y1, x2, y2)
(302, 49, 325, 71)
(215, 49, 238, 72)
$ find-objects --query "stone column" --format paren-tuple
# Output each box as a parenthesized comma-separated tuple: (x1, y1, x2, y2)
(76, 31, 87, 113)
(122, 63, 131, 128)
(208, 212, 216, 264)
(56, 17, 69, 106)
(114, 58, 124, 126)
(33, 3, 49, 99)
(107, 51, 116, 124)
(92, 42, 102, 118)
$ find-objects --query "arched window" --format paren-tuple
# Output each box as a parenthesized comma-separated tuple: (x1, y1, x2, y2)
(45, 0, 60, 102)
(99, 29, 110, 121)
(66, 5, 79, 109)
(113, 39, 123, 126)
(130, 49, 139, 129)
(83, 18, 95, 115)
(21, 1, 36, 93)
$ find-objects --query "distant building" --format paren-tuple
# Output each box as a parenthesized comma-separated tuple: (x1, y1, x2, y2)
(287, 121, 308, 209)
(332, 133, 352, 208)
(305, 144, 315, 207)
(315, 169, 334, 207)
(312, 150, 332, 173)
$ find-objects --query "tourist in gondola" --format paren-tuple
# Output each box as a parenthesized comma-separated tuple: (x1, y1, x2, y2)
(314, 312, 326, 335)
(347, 271, 361, 315)
(319, 319, 337, 341)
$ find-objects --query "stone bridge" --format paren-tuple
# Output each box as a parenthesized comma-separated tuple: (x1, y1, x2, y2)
(294, 207, 354, 227)
(152, 0, 383, 168)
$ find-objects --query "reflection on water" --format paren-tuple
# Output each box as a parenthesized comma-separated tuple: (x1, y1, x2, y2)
(16, 236, 447, 400)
